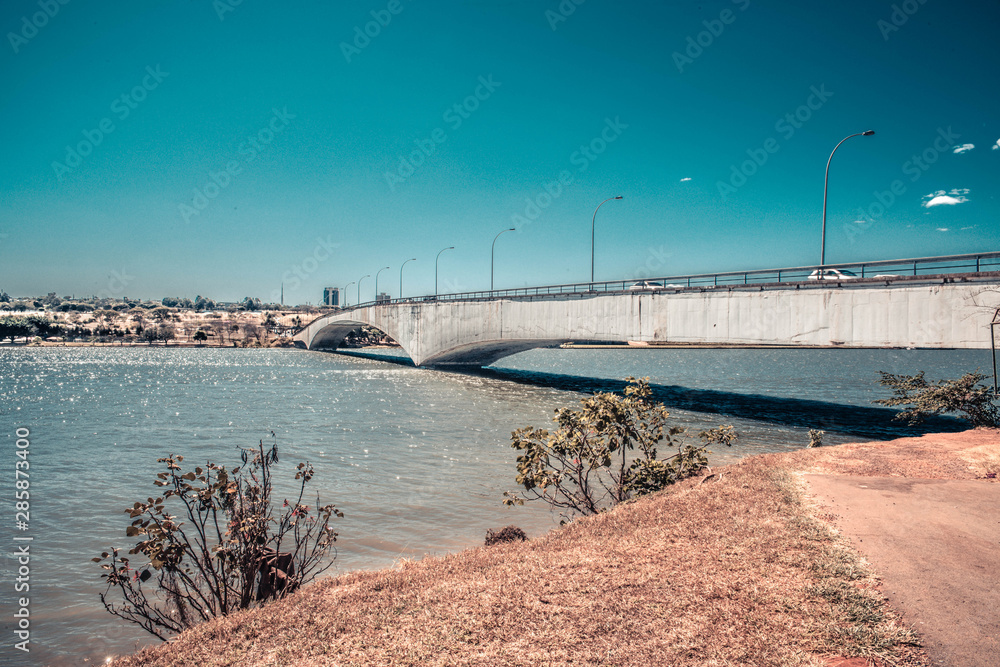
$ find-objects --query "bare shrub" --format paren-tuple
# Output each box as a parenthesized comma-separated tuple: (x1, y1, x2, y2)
(94, 437, 342, 640)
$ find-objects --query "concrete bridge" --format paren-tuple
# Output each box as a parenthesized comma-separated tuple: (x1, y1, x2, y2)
(294, 267, 1000, 367)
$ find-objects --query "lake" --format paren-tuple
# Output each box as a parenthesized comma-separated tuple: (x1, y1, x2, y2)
(0, 346, 988, 665)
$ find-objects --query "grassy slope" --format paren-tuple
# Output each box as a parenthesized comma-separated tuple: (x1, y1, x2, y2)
(111, 446, 937, 667)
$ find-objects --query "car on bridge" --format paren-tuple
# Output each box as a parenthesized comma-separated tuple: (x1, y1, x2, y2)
(808, 268, 859, 280)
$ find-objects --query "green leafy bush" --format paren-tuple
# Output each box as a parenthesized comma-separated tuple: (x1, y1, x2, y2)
(504, 378, 736, 522)
(874, 370, 999, 427)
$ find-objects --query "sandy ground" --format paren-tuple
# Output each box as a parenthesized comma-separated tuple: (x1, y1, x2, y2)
(790, 430, 1000, 667)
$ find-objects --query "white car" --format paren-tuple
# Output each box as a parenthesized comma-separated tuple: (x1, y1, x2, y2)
(808, 269, 859, 280)
(628, 281, 663, 290)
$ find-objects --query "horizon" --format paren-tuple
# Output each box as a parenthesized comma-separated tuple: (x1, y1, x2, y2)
(2, 1, 998, 304)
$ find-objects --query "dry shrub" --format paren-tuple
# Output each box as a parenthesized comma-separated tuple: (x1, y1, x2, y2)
(484, 525, 527, 547)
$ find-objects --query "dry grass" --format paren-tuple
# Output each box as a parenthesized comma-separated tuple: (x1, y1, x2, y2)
(770, 428, 1000, 480)
(110, 449, 931, 667)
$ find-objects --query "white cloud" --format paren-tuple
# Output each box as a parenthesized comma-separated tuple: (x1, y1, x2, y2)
(993, 139, 1000, 150)
(679, 177, 692, 182)
(953, 143, 974, 154)
(936, 228, 950, 232)
(922, 189, 970, 208)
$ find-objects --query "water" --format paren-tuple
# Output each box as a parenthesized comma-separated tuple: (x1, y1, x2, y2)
(0, 346, 989, 665)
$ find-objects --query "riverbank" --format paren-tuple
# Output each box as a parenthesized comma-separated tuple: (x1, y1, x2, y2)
(110, 430, 999, 666)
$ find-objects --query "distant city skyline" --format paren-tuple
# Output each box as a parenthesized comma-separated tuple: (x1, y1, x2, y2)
(1, 1, 997, 304)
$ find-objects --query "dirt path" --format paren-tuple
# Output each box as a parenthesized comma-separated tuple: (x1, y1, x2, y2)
(795, 430, 1000, 666)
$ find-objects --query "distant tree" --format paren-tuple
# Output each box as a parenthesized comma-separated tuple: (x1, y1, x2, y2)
(150, 307, 174, 322)
(157, 324, 176, 344)
(0, 290, 10, 303)
(0, 316, 33, 342)
(210, 320, 228, 345)
(874, 370, 999, 427)
(178, 298, 194, 309)
(504, 378, 737, 522)
(193, 330, 208, 344)
(242, 321, 261, 344)
(194, 295, 217, 312)
(25, 315, 62, 338)
(94, 309, 120, 326)
(161, 297, 180, 308)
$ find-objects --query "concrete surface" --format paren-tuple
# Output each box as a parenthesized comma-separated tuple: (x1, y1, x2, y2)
(804, 474, 1000, 667)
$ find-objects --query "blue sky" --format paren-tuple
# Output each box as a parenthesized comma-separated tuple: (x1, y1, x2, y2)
(1, 0, 997, 304)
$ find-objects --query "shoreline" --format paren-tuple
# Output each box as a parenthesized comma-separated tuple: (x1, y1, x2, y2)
(109, 429, 1000, 666)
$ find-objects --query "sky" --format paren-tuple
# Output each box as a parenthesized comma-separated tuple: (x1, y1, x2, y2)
(1, 0, 998, 305)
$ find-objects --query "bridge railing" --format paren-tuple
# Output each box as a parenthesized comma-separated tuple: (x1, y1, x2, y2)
(321, 251, 1000, 313)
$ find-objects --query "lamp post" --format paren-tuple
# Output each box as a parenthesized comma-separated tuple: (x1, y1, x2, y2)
(399, 258, 416, 298)
(491, 228, 515, 292)
(342, 282, 354, 307)
(374, 266, 390, 303)
(435, 246, 455, 296)
(821, 131, 874, 272)
(357, 274, 370, 305)
(591, 195, 624, 284)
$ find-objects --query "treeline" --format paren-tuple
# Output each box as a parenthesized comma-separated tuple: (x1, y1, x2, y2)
(1, 291, 307, 314)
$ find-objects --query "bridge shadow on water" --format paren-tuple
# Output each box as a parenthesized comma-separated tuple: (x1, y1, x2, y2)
(329, 350, 965, 441)
(458, 367, 967, 442)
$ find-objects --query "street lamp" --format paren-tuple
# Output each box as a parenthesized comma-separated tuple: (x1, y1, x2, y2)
(374, 266, 390, 303)
(435, 246, 455, 296)
(357, 274, 370, 305)
(591, 195, 624, 284)
(399, 258, 416, 298)
(821, 130, 874, 271)
(342, 282, 355, 307)
(491, 228, 515, 292)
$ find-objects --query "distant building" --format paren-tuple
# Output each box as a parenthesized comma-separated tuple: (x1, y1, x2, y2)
(322, 287, 340, 307)
(376, 292, 390, 304)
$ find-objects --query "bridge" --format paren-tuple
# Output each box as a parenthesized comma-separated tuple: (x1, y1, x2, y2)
(293, 253, 1000, 367)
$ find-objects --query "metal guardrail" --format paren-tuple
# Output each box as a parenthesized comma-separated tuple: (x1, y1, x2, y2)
(315, 251, 1000, 316)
